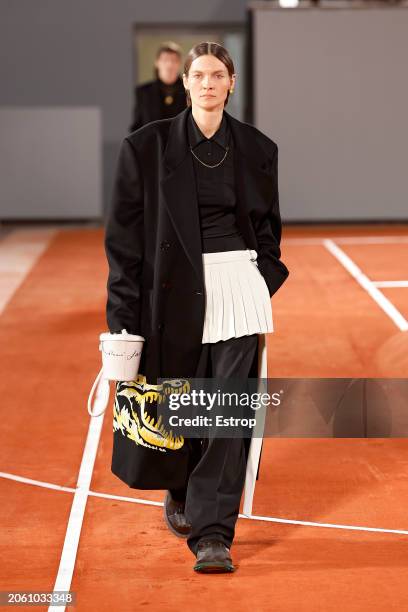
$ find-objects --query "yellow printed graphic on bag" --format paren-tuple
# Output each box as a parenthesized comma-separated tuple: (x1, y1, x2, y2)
(113, 374, 190, 451)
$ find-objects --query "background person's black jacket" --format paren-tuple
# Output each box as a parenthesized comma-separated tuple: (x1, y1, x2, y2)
(129, 76, 187, 132)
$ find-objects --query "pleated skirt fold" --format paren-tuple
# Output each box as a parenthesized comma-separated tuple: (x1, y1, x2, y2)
(201, 248, 273, 344)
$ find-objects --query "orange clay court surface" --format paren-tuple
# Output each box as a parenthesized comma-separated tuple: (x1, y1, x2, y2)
(1, 223, 408, 611)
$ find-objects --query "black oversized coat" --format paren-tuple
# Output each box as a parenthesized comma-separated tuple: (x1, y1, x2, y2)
(104, 106, 289, 384)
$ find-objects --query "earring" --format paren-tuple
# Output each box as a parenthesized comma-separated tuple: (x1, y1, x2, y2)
(229, 88, 234, 94)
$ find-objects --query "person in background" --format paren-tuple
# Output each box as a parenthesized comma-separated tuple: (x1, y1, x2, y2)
(129, 41, 187, 132)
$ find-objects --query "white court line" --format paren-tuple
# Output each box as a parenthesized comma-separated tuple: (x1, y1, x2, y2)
(334, 236, 408, 244)
(284, 235, 408, 246)
(373, 281, 408, 288)
(324, 239, 408, 332)
(241, 513, 408, 535)
(1, 470, 408, 537)
(48, 382, 107, 612)
(0, 471, 75, 494)
(0, 228, 58, 313)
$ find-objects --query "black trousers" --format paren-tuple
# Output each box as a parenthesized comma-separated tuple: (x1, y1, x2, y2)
(169, 333, 259, 556)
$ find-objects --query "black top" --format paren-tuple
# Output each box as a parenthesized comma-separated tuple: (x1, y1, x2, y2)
(187, 108, 247, 253)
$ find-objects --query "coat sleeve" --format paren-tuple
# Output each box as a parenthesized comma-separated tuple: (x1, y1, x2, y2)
(254, 144, 290, 297)
(104, 137, 144, 334)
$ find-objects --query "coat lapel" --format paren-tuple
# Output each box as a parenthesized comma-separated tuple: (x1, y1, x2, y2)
(160, 108, 204, 285)
(160, 107, 274, 284)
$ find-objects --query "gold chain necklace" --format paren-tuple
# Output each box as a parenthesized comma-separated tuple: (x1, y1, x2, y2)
(190, 145, 229, 168)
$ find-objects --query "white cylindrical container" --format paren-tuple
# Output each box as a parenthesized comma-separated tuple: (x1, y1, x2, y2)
(99, 329, 145, 381)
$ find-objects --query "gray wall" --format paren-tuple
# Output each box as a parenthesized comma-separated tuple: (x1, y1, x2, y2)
(2, 2, 406, 222)
(0, 107, 102, 219)
(253, 5, 408, 221)
(0, 0, 246, 218)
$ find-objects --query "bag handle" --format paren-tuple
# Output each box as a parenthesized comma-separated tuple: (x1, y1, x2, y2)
(87, 366, 111, 417)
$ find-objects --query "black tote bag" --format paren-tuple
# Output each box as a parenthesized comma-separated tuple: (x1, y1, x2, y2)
(111, 373, 191, 490)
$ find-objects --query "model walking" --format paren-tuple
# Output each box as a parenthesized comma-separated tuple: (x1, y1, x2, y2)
(104, 41, 289, 573)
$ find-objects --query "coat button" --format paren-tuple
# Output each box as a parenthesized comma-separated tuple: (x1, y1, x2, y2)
(162, 281, 172, 290)
(158, 323, 164, 331)
(160, 240, 171, 250)
(194, 289, 203, 295)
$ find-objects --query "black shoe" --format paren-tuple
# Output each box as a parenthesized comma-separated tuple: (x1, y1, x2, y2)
(193, 539, 236, 573)
(163, 490, 192, 538)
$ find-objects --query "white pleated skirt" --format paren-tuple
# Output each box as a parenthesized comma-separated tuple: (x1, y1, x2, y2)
(201, 248, 274, 344)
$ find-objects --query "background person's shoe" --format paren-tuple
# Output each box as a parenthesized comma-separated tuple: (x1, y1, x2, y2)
(193, 539, 236, 573)
(163, 490, 192, 538)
